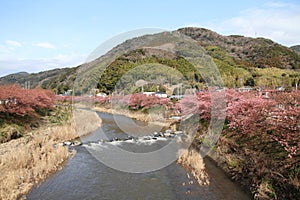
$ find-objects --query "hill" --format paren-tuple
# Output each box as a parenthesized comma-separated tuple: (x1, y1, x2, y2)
(1, 27, 300, 93)
(0, 67, 77, 94)
(178, 27, 300, 70)
(291, 45, 300, 53)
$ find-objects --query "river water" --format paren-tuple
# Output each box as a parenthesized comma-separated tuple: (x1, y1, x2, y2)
(27, 112, 250, 200)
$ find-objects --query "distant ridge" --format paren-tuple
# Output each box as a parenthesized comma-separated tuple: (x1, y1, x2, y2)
(291, 45, 300, 53)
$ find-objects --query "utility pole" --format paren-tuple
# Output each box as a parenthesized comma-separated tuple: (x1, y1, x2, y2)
(24, 81, 30, 89)
(181, 84, 183, 96)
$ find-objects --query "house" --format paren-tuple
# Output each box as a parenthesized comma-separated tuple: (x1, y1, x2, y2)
(155, 92, 167, 98)
(169, 95, 183, 100)
(143, 92, 155, 96)
(238, 87, 253, 92)
(276, 86, 285, 91)
(64, 89, 73, 96)
(96, 93, 107, 97)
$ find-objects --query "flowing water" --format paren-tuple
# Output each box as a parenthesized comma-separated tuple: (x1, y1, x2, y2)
(27, 112, 250, 200)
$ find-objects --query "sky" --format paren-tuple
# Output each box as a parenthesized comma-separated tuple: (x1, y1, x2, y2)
(0, 0, 300, 77)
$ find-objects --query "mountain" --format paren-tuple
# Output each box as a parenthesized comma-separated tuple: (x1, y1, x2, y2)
(0, 67, 77, 94)
(178, 27, 300, 70)
(1, 27, 300, 93)
(291, 45, 300, 53)
(0, 72, 29, 85)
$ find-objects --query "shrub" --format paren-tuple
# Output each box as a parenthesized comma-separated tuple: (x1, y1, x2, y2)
(0, 85, 54, 117)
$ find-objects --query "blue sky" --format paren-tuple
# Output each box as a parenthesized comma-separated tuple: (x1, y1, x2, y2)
(0, 0, 300, 77)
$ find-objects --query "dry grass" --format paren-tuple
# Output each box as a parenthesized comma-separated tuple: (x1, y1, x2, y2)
(94, 106, 170, 127)
(255, 180, 278, 200)
(0, 109, 102, 200)
(73, 109, 102, 137)
(0, 123, 74, 200)
(177, 149, 210, 185)
(290, 176, 300, 190)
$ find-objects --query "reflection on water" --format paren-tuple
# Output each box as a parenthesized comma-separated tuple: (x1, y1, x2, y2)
(27, 112, 250, 200)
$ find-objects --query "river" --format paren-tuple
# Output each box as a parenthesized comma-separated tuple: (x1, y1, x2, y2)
(27, 112, 250, 200)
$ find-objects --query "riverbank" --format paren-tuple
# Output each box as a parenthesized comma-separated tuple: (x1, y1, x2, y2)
(192, 127, 300, 200)
(73, 108, 103, 138)
(177, 149, 210, 186)
(0, 123, 74, 199)
(94, 105, 172, 127)
(0, 108, 102, 200)
(94, 104, 300, 199)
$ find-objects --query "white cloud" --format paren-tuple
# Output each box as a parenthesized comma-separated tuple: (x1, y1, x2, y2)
(5, 40, 23, 48)
(0, 53, 86, 77)
(35, 42, 56, 49)
(265, 1, 294, 8)
(208, 1, 300, 46)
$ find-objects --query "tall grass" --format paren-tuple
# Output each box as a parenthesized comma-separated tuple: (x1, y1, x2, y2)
(0, 123, 75, 199)
(0, 108, 102, 199)
(73, 109, 102, 137)
(93, 106, 170, 127)
(177, 149, 210, 186)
